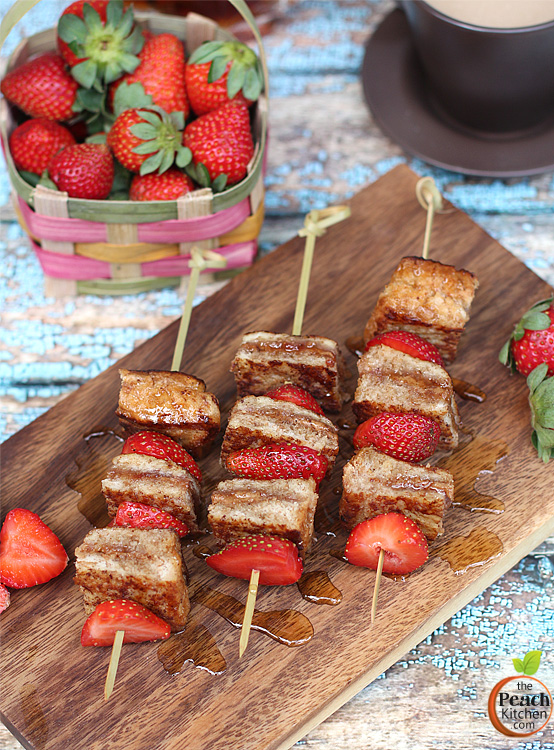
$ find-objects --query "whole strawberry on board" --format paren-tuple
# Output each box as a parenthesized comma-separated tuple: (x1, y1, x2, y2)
(129, 169, 195, 201)
(183, 101, 254, 191)
(49, 143, 114, 199)
(499, 298, 554, 376)
(206, 535, 303, 585)
(365, 330, 444, 367)
(185, 40, 264, 116)
(57, 0, 144, 89)
(9, 118, 76, 176)
(353, 412, 441, 463)
(526, 363, 554, 463)
(110, 32, 189, 117)
(0, 53, 78, 121)
(226, 444, 328, 485)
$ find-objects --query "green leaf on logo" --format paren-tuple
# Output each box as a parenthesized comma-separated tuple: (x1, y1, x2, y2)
(522, 650, 542, 676)
(512, 658, 524, 673)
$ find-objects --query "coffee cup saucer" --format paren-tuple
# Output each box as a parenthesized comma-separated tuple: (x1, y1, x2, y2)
(362, 8, 554, 177)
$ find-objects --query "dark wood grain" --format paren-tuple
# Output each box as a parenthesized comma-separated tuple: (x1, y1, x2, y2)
(1, 165, 553, 750)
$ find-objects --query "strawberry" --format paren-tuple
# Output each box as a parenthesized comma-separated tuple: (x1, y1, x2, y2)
(345, 513, 428, 576)
(365, 331, 444, 367)
(0, 53, 78, 121)
(57, 0, 144, 89)
(110, 33, 189, 117)
(81, 599, 170, 646)
(353, 413, 440, 462)
(129, 169, 195, 201)
(265, 384, 325, 416)
(0, 584, 10, 614)
(226, 444, 328, 484)
(48, 143, 114, 199)
(183, 102, 254, 190)
(0, 508, 68, 589)
(499, 298, 554, 377)
(114, 502, 189, 537)
(185, 39, 263, 116)
(108, 107, 191, 175)
(526, 363, 554, 462)
(121, 431, 202, 482)
(206, 535, 303, 586)
(9, 118, 76, 175)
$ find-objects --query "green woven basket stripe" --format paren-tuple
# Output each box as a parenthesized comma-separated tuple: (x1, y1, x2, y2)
(76, 276, 181, 296)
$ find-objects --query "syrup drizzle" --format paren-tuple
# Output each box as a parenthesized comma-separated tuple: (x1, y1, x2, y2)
(192, 585, 313, 647)
(297, 571, 342, 605)
(193, 544, 215, 560)
(451, 377, 487, 403)
(430, 527, 503, 574)
(157, 619, 226, 676)
(345, 335, 365, 358)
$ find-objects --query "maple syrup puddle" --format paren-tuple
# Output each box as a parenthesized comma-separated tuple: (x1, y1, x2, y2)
(329, 548, 348, 563)
(297, 571, 342, 605)
(431, 527, 503, 574)
(439, 435, 509, 513)
(157, 619, 226, 675)
(451, 377, 487, 403)
(192, 585, 313, 647)
(193, 544, 215, 560)
(66, 428, 123, 527)
(345, 335, 365, 358)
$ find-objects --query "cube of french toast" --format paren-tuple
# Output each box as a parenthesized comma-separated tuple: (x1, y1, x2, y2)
(74, 527, 189, 630)
(363, 256, 478, 363)
(208, 477, 318, 553)
(102, 453, 200, 531)
(352, 344, 461, 449)
(116, 369, 220, 458)
(340, 447, 453, 541)
(220, 395, 339, 473)
(230, 331, 349, 412)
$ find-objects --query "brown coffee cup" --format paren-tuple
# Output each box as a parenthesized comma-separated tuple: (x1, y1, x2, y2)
(400, 0, 554, 134)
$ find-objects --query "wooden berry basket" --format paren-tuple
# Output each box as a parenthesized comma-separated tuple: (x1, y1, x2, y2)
(0, 0, 268, 296)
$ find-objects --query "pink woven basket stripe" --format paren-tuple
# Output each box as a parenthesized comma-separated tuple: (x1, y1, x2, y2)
(20, 196, 251, 243)
(32, 240, 257, 281)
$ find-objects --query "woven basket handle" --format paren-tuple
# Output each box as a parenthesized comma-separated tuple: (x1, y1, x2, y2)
(1, 0, 269, 95)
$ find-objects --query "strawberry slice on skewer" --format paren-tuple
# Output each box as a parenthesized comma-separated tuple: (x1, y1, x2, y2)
(122, 431, 202, 482)
(206, 535, 303, 586)
(353, 413, 441, 463)
(113, 502, 189, 537)
(365, 330, 444, 367)
(81, 599, 170, 647)
(226, 444, 328, 485)
(265, 384, 325, 416)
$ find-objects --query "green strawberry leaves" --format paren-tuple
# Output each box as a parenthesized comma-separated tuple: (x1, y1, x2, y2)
(185, 163, 228, 193)
(127, 107, 191, 176)
(499, 297, 553, 373)
(528, 363, 554, 462)
(188, 40, 264, 103)
(513, 650, 542, 676)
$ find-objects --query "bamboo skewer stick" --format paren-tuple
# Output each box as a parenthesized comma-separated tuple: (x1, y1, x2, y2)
(370, 549, 385, 624)
(104, 630, 125, 701)
(415, 177, 443, 260)
(239, 204, 351, 656)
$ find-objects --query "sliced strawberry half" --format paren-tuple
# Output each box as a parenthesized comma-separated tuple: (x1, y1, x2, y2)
(81, 599, 170, 647)
(226, 444, 328, 485)
(121, 431, 202, 482)
(345, 513, 428, 576)
(0, 509, 68, 589)
(114, 501, 189, 537)
(265, 384, 325, 416)
(365, 331, 444, 367)
(0, 584, 10, 614)
(206, 535, 303, 586)
(353, 413, 440, 463)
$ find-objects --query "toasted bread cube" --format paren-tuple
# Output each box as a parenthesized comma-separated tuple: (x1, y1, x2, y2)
(101, 453, 200, 531)
(220, 395, 339, 473)
(116, 369, 220, 458)
(208, 477, 318, 553)
(340, 447, 453, 541)
(352, 344, 461, 449)
(74, 527, 189, 630)
(230, 331, 349, 412)
(363, 256, 478, 363)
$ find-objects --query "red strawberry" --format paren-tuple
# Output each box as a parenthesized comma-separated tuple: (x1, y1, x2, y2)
(353, 413, 440, 462)
(185, 40, 263, 117)
(129, 169, 195, 201)
(57, 0, 144, 89)
(108, 107, 190, 175)
(1, 53, 78, 121)
(114, 502, 189, 537)
(345, 513, 428, 576)
(499, 298, 554, 377)
(9, 118, 76, 175)
(0, 584, 10, 614)
(0, 508, 68, 589)
(121, 431, 201, 482)
(265, 384, 325, 416)
(226, 444, 328, 484)
(81, 599, 170, 646)
(365, 331, 444, 367)
(110, 33, 189, 117)
(49, 143, 114, 199)
(183, 102, 254, 189)
(206, 535, 303, 586)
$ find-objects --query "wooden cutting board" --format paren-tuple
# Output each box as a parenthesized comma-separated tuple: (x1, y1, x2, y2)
(2, 164, 553, 750)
